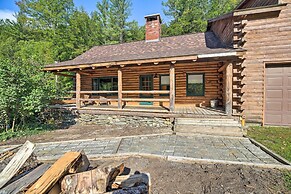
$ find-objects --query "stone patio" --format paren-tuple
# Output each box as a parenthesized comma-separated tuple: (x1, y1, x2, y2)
(2, 134, 281, 165)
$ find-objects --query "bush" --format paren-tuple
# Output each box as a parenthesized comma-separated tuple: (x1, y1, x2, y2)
(0, 58, 56, 132)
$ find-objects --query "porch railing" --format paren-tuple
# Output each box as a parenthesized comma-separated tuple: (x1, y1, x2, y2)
(74, 90, 171, 109)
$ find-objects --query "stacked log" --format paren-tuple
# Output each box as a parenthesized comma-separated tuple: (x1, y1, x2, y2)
(0, 141, 150, 194)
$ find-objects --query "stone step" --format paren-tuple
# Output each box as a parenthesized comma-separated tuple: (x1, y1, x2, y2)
(176, 123, 241, 127)
(176, 119, 239, 124)
(175, 118, 241, 127)
(174, 125, 244, 137)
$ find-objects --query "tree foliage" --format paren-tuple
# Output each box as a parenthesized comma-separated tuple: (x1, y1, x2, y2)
(162, 0, 240, 36)
(94, 0, 140, 44)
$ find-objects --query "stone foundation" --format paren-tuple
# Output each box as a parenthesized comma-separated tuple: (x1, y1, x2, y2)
(78, 114, 173, 128)
(41, 108, 77, 127)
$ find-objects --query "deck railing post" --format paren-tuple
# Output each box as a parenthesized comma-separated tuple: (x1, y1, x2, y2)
(118, 68, 123, 109)
(225, 63, 233, 116)
(170, 63, 175, 112)
(76, 71, 81, 109)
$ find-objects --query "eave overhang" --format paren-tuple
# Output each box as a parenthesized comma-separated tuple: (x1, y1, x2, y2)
(44, 51, 245, 72)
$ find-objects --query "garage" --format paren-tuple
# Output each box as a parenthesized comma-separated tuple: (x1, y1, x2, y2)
(265, 64, 291, 126)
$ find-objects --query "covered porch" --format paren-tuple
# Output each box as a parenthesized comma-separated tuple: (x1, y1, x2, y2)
(48, 54, 239, 117)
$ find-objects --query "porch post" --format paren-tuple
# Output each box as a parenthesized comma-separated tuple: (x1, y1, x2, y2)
(225, 63, 233, 116)
(76, 71, 81, 109)
(170, 63, 175, 112)
(118, 68, 123, 109)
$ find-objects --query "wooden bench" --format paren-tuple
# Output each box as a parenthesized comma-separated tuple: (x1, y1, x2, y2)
(79, 98, 119, 106)
(122, 98, 169, 102)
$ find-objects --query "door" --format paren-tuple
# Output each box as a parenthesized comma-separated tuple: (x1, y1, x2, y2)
(139, 75, 153, 105)
(265, 64, 291, 126)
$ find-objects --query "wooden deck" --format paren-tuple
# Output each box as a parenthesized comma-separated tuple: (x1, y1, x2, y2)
(51, 104, 227, 118)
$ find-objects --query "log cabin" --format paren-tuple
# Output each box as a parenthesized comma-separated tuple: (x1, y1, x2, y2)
(45, 0, 291, 126)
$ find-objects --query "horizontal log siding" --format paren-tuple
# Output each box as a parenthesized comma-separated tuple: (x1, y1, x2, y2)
(240, 3, 291, 123)
(210, 16, 234, 47)
(80, 62, 221, 107)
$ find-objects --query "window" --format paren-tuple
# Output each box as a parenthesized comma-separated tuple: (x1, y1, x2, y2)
(160, 75, 170, 96)
(92, 77, 118, 95)
(187, 73, 205, 96)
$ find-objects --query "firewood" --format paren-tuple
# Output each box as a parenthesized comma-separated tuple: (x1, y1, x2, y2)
(0, 141, 35, 189)
(69, 153, 90, 173)
(25, 152, 83, 194)
(47, 183, 62, 194)
(0, 164, 50, 194)
(120, 173, 149, 188)
(105, 184, 148, 194)
(61, 162, 124, 194)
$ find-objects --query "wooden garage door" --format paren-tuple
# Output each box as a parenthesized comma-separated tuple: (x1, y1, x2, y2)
(265, 64, 291, 126)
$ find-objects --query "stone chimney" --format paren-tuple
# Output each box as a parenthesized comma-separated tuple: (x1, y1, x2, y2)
(145, 14, 162, 42)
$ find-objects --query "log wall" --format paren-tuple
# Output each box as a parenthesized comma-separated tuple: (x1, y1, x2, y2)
(80, 62, 222, 107)
(238, 3, 291, 122)
(209, 15, 234, 47)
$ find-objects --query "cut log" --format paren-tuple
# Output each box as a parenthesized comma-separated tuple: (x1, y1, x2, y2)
(0, 141, 35, 189)
(47, 184, 62, 194)
(120, 174, 149, 188)
(25, 152, 83, 194)
(69, 153, 90, 173)
(105, 184, 148, 194)
(0, 164, 50, 194)
(61, 162, 124, 194)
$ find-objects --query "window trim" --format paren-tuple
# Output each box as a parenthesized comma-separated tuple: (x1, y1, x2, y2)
(139, 74, 154, 98)
(186, 73, 205, 97)
(159, 74, 170, 96)
(92, 76, 118, 96)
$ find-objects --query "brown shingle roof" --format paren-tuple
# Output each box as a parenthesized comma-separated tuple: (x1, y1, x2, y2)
(46, 31, 236, 68)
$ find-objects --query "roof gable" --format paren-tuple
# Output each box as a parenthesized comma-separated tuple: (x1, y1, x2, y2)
(236, 0, 279, 10)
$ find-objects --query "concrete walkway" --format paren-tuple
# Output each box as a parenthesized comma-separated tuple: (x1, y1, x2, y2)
(1, 134, 277, 165)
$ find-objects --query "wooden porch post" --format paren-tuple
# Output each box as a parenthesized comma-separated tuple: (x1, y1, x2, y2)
(170, 63, 175, 112)
(76, 71, 81, 109)
(225, 63, 233, 116)
(118, 68, 123, 109)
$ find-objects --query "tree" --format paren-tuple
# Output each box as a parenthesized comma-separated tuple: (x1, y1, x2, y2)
(93, 0, 112, 45)
(16, 0, 74, 30)
(125, 21, 145, 42)
(110, 0, 132, 43)
(162, 0, 240, 36)
(94, 0, 133, 44)
(68, 8, 103, 57)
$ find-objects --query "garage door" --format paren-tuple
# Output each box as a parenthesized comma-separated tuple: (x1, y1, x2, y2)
(265, 64, 291, 126)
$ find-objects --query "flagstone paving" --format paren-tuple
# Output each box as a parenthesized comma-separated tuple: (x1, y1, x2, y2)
(10, 134, 278, 165)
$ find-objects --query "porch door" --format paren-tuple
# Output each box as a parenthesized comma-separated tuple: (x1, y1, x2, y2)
(139, 75, 153, 105)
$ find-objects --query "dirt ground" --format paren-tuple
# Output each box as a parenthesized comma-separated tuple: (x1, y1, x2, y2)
(0, 124, 172, 146)
(91, 156, 290, 194)
(1, 125, 290, 193)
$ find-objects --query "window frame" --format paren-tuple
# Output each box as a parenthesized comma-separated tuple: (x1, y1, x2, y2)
(139, 74, 154, 98)
(92, 76, 118, 96)
(186, 73, 205, 97)
(159, 74, 170, 96)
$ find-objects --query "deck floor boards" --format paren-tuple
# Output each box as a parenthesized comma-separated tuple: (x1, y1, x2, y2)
(50, 104, 226, 117)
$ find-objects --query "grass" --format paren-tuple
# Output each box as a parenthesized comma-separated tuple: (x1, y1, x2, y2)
(247, 126, 291, 162)
(0, 123, 55, 142)
(247, 126, 291, 191)
(283, 171, 291, 191)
